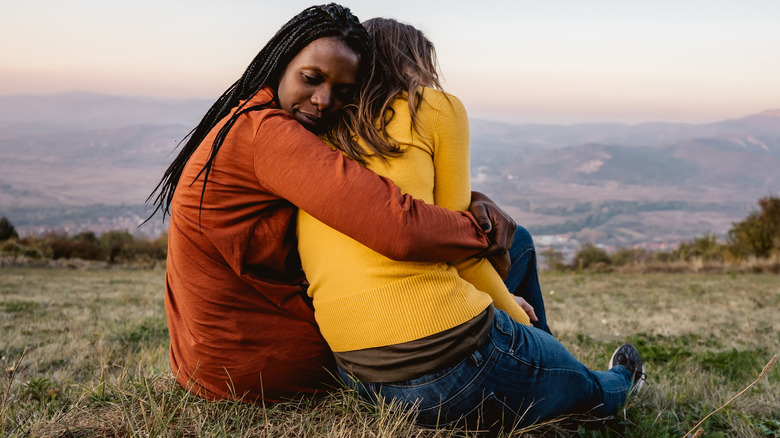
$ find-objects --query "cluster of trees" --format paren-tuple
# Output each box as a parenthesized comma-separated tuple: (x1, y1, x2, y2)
(544, 196, 780, 272)
(1, 219, 167, 264)
(0, 216, 19, 241)
(542, 244, 655, 272)
(728, 196, 780, 259)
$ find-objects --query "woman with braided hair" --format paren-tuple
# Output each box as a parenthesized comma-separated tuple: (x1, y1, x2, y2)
(148, 4, 513, 403)
(297, 18, 645, 431)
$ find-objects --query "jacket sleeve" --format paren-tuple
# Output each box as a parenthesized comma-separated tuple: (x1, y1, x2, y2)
(251, 110, 489, 263)
(428, 92, 531, 325)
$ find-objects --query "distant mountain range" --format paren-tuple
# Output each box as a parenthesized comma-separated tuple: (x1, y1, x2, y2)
(0, 92, 211, 136)
(470, 109, 780, 150)
(468, 109, 780, 249)
(1, 92, 778, 249)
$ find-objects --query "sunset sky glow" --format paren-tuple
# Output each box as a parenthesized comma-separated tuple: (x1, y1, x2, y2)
(2, 0, 779, 124)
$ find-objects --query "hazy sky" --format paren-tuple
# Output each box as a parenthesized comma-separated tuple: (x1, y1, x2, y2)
(2, 0, 779, 124)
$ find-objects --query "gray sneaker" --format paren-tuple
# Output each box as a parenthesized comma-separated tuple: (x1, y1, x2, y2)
(609, 343, 645, 392)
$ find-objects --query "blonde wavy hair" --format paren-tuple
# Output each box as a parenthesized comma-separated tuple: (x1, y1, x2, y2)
(326, 17, 443, 164)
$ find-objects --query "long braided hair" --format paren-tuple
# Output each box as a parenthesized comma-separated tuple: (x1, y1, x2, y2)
(330, 17, 443, 165)
(146, 3, 373, 222)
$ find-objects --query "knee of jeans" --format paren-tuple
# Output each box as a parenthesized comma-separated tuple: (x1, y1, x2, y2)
(512, 225, 535, 251)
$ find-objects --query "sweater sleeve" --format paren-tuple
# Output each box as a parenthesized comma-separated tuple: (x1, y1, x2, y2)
(428, 91, 530, 325)
(251, 110, 489, 263)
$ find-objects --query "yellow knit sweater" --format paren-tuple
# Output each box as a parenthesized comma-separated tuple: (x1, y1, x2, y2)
(297, 88, 530, 353)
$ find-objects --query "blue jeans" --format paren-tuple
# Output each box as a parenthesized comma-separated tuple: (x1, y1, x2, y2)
(338, 226, 633, 430)
(504, 226, 551, 334)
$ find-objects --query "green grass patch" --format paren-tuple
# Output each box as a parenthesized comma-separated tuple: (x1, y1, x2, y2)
(747, 416, 780, 436)
(699, 348, 772, 382)
(111, 318, 169, 354)
(626, 333, 717, 364)
(2, 300, 41, 314)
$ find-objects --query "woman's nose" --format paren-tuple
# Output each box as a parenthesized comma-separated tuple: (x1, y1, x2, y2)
(311, 88, 332, 113)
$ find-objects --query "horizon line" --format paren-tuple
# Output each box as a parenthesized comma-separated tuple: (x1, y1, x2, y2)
(1, 89, 778, 127)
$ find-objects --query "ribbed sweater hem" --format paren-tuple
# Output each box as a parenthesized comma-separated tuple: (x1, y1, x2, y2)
(314, 270, 493, 352)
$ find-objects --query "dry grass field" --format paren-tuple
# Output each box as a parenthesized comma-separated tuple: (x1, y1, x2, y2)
(1, 267, 778, 437)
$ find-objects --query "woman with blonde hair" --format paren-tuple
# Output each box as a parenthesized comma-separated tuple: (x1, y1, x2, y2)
(297, 17, 644, 430)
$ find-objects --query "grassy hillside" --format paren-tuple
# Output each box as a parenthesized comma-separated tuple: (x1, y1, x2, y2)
(1, 268, 778, 437)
